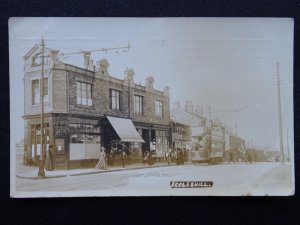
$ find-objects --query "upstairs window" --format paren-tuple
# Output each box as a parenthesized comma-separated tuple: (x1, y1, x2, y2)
(76, 81, 92, 106)
(134, 95, 143, 115)
(155, 100, 163, 117)
(32, 53, 42, 67)
(109, 89, 120, 110)
(32, 78, 48, 105)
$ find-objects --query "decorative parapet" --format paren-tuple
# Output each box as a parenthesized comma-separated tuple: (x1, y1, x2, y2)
(163, 86, 170, 97)
(124, 68, 135, 87)
(96, 59, 110, 78)
(145, 76, 155, 91)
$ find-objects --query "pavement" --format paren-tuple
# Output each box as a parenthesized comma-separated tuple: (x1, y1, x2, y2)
(16, 161, 178, 179)
(228, 163, 294, 196)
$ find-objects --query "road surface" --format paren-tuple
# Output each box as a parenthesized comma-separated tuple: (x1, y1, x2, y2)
(13, 162, 293, 196)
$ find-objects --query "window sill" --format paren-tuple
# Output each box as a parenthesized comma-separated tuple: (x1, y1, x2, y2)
(31, 103, 50, 107)
(133, 113, 145, 116)
(76, 104, 94, 108)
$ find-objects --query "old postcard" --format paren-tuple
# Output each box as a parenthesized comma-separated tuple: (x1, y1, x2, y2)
(9, 17, 294, 197)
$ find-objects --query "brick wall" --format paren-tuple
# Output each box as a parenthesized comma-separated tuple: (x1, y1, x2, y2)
(24, 59, 170, 126)
(52, 70, 68, 113)
(66, 67, 170, 125)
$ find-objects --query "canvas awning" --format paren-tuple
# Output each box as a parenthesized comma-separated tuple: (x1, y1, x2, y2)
(106, 116, 145, 143)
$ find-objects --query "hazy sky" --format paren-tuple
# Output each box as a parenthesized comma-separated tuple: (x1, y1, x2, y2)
(9, 18, 293, 152)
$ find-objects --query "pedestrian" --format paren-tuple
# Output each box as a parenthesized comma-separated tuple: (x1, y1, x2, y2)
(147, 151, 153, 165)
(167, 148, 172, 166)
(183, 148, 187, 162)
(121, 150, 126, 168)
(96, 146, 107, 170)
(229, 151, 233, 164)
(246, 151, 252, 164)
(45, 144, 54, 171)
(177, 148, 184, 165)
(102, 148, 107, 169)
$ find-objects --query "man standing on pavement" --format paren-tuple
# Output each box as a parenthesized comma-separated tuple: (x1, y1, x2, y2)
(45, 144, 54, 171)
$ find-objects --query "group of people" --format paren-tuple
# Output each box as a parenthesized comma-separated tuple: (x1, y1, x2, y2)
(46, 143, 188, 171)
(165, 148, 185, 166)
(229, 150, 252, 164)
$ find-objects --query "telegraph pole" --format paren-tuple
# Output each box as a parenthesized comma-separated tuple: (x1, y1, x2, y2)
(208, 105, 211, 128)
(38, 37, 46, 177)
(286, 128, 290, 162)
(235, 122, 237, 136)
(276, 62, 284, 164)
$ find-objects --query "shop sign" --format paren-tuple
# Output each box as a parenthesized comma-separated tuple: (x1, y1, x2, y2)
(172, 133, 183, 141)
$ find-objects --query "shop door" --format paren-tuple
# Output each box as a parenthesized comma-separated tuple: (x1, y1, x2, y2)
(142, 129, 150, 152)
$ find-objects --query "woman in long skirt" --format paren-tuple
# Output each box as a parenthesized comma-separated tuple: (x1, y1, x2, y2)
(96, 147, 107, 170)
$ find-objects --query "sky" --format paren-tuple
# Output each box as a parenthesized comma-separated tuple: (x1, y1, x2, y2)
(9, 17, 294, 152)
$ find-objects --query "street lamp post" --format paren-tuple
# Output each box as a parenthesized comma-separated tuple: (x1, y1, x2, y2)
(38, 37, 46, 177)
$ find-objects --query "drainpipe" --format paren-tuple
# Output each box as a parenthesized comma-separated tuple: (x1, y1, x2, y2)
(66, 72, 69, 113)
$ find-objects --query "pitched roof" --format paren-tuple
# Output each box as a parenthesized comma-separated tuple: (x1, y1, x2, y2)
(23, 43, 40, 60)
(171, 108, 204, 126)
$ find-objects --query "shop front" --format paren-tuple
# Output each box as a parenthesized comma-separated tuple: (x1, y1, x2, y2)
(67, 118, 101, 168)
(101, 116, 145, 165)
(24, 115, 53, 165)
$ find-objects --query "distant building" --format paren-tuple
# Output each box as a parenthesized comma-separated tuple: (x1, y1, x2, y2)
(171, 108, 206, 160)
(184, 100, 193, 114)
(23, 43, 171, 167)
(224, 129, 246, 162)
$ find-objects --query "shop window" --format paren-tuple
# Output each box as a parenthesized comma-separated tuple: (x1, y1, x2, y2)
(76, 81, 92, 106)
(155, 130, 169, 154)
(71, 133, 99, 143)
(69, 123, 100, 144)
(54, 122, 67, 136)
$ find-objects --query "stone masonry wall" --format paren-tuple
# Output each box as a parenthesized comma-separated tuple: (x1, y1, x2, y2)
(65, 67, 170, 126)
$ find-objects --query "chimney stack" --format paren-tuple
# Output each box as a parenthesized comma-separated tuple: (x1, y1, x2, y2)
(163, 86, 170, 97)
(173, 101, 180, 109)
(124, 68, 135, 86)
(185, 100, 193, 114)
(83, 51, 91, 69)
(145, 76, 155, 90)
(51, 50, 59, 64)
(96, 59, 110, 76)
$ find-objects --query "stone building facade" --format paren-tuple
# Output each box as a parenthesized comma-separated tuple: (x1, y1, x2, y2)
(23, 43, 170, 167)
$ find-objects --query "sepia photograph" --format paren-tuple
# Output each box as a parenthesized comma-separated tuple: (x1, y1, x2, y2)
(9, 17, 294, 197)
